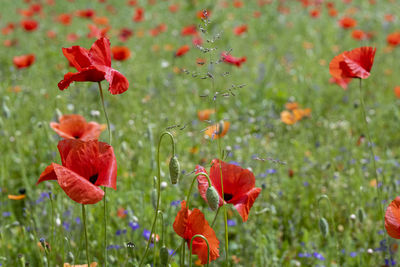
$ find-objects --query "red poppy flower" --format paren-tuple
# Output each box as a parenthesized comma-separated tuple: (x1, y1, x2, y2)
(111, 46, 131, 61)
(58, 37, 129, 95)
(2, 23, 15, 35)
(173, 200, 220, 264)
(195, 159, 261, 222)
(21, 19, 38, 31)
(175, 45, 190, 57)
(181, 25, 197, 36)
(133, 7, 144, 22)
(58, 14, 72, 25)
(76, 9, 95, 18)
(50, 114, 106, 141)
(13, 54, 35, 69)
(221, 52, 246, 67)
(329, 47, 376, 80)
(37, 139, 117, 204)
(385, 197, 400, 239)
(118, 28, 133, 42)
(233, 25, 247, 36)
(387, 32, 400, 46)
(351, 29, 366, 41)
(338, 16, 357, 29)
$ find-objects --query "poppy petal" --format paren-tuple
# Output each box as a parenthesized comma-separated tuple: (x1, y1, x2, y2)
(104, 67, 129, 95)
(89, 37, 111, 67)
(37, 163, 57, 184)
(80, 122, 106, 141)
(187, 208, 220, 264)
(62, 46, 91, 71)
(173, 200, 189, 238)
(53, 163, 104, 204)
(65, 140, 100, 180)
(343, 47, 376, 79)
(58, 67, 105, 90)
(96, 142, 117, 189)
(195, 165, 223, 207)
(57, 139, 81, 166)
(50, 122, 75, 140)
(385, 197, 400, 239)
(232, 187, 261, 222)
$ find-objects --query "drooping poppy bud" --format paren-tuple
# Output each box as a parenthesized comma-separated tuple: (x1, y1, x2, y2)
(357, 207, 366, 223)
(169, 156, 180, 184)
(206, 186, 220, 211)
(319, 217, 329, 237)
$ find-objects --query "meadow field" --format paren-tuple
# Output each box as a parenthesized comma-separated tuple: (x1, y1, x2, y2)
(1, 0, 400, 266)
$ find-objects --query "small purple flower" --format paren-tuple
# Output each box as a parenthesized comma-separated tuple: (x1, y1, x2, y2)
(143, 229, 151, 240)
(303, 181, 309, 187)
(313, 252, 325, 261)
(2, 212, 11, 217)
(266, 168, 277, 174)
(62, 221, 70, 231)
(169, 249, 176, 256)
(170, 200, 181, 207)
(129, 222, 140, 231)
(75, 217, 81, 225)
(298, 252, 312, 258)
(227, 219, 236, 227)
(350, 252, 357, 257)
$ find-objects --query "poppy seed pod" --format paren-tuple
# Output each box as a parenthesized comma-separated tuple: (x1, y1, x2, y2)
(159, 246, 169, 266)
(319, 217, 329, 237)
(169, 156, 180, 184)
(206, 186, 220, 211)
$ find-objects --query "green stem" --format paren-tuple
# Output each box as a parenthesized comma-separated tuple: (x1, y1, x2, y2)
(82, 204, 90, 267)
(49, 192, 54, 265)
(189, 234, 210, 267)
(317, 195, 339, 264)
(358, 79, 388, 256)
(139, 131, 175, 267)
(211, 206, 221, 227)
(98, 82, 110, 267)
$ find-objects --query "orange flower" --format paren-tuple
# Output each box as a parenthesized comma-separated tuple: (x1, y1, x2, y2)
(338, 16, 357, 29)
(285, 102, 298, 111)
(329, 47, 376, 80)
(173, 201, 219, 264)
(233, 25, 247, 35)
(64, 263, 97, 267)
(50, 114, 106, 141)
(111, 46, 131, 61)
(13, 54, 35, 69)
(205, 121, 230, 139)
(280, 110, 297, 125)
(352, 29, 366, 40)
(197, 109, 215, 121)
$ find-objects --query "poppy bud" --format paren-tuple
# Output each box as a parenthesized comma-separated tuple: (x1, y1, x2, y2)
(206, 186, 220, 211)
(319, 217, 329, 237)
(151, 188, 157, 210)
(357, 207, 366, 223)
(159, 246, 169, 266)
(169, 156, 180, 184)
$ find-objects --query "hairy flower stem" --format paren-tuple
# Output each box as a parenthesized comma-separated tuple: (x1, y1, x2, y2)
(98, 82, 110, 266)
(139, 132, 175, 267)
(358, 79, 389, 257)
(186, 172, 212, 209)
(82, 204, 90, 267)
(189, 235, 210, 267)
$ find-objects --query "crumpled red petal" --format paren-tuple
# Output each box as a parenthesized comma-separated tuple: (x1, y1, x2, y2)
(62, 46, 91, 71)
(385, 196, 400, 239)
(58, 67, 106, 90)
(89, 37, 111, 67)
(53, 163, 104, 204)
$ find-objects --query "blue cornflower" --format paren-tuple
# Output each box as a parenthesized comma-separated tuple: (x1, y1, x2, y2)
(129, 221, 140, 231)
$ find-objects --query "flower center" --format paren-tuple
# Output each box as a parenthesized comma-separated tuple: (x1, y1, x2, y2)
(89, 174, 98, 184)
(223, 193, 233, 202)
